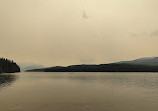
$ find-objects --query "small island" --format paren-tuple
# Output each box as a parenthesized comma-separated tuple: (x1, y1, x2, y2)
(0, 58, 20, 73)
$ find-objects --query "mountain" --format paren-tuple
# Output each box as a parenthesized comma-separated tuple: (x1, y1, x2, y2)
(117, 57, 158, 66)
(18, 63, 45, 72)
(0, 58, 20, 73)
(26, 57, 158, 72)
(27, 63, 158, 72)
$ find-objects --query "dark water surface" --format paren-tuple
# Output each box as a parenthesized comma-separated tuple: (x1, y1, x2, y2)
(0, 72, 158, 111)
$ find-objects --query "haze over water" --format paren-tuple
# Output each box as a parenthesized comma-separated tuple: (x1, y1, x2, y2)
(1, 0, 158, 110)
(0, 72, 158, 111)
(1, 0, 158, 66)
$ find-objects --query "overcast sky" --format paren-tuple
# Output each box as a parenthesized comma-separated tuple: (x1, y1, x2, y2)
(0, 0, 158, 66)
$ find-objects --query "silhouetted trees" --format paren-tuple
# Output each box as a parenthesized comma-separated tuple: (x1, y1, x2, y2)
(27, 63, 158, 72)
(0, 58, 20, 73)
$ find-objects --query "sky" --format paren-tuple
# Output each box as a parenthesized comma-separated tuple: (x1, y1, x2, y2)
(0, 0, 158, 67)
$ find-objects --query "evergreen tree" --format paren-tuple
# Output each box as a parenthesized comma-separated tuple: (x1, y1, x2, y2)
(0, 58, 20, 73)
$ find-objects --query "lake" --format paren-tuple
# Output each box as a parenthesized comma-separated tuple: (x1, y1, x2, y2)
(0, 72, 158, 111)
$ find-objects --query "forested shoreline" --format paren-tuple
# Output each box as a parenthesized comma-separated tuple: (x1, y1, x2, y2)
(0, 58, 20, 73)
(27, 63, 158, 72)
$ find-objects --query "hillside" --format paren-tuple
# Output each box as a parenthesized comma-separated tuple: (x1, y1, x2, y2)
(27, 57, 158, 72)
(18, 63, 44, 72)
(27, 63, 158, 72)
(117, 57, 158, 66)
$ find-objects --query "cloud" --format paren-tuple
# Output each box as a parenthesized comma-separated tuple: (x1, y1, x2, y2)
(151, 30, 158, 36)
(130, 30, 158, 38)
(82, 10, 88, 19)
(130, 31, 149, 38)
(80, 58, 94, 64)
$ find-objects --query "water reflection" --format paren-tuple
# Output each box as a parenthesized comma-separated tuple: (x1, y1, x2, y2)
(1, 72, 158, 111)
(41, 72, 158, 91)
(0, 74, 17, 89)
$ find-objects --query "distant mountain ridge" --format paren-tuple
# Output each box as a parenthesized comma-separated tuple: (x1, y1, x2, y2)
(18, 63, 45, 72)
(27, 57, 158, 72)
(117, 57, 158, 66)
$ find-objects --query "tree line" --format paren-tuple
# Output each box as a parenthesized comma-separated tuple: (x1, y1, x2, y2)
(0, 58, 20, 73)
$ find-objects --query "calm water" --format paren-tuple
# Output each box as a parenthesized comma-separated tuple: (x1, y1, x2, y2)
(1, 72, 158, 111)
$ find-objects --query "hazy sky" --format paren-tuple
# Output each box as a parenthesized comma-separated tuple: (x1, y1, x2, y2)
(1, 0, 158, 66)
